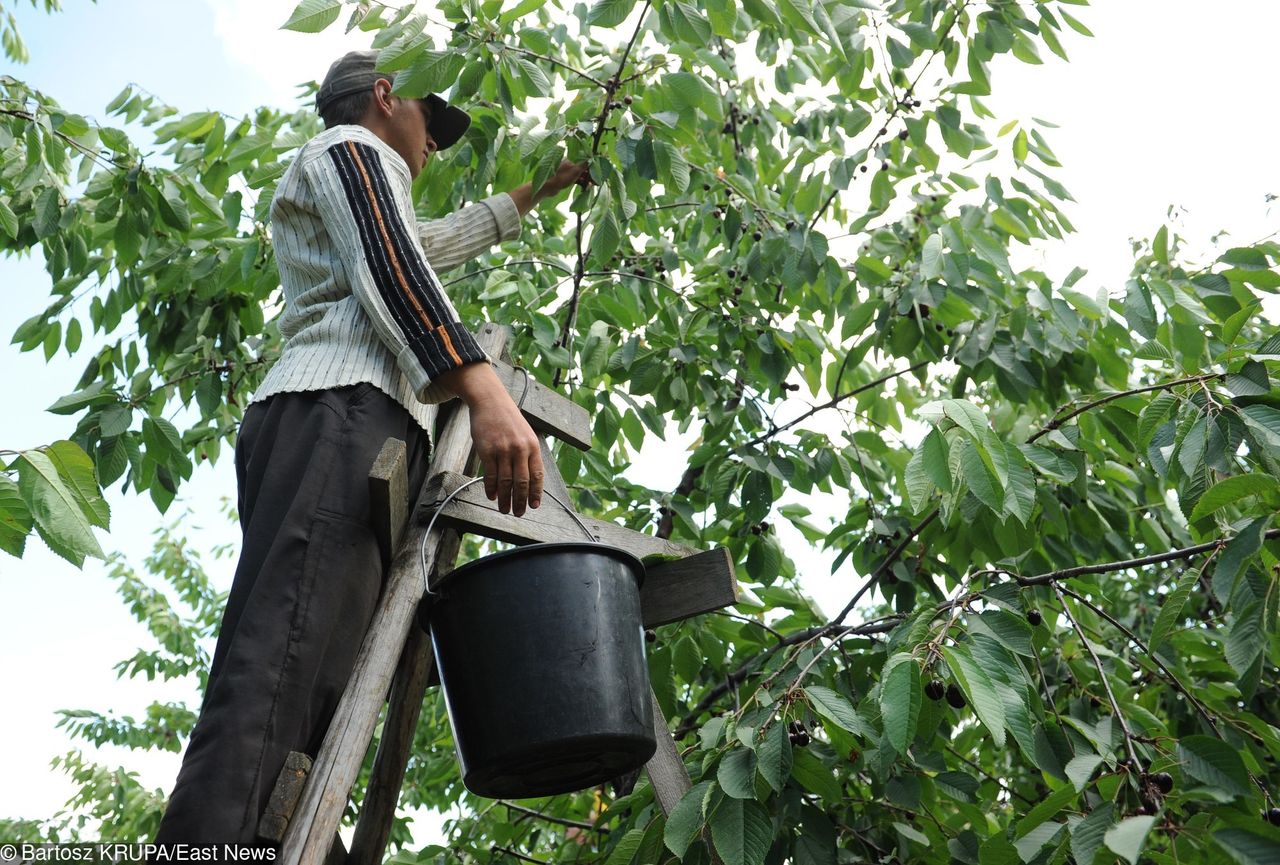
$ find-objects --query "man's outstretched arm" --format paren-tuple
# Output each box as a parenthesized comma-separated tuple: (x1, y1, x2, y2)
(415, 160, 590, 270)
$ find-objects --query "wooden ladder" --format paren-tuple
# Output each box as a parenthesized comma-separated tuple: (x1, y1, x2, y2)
(255, 323, 739, 865)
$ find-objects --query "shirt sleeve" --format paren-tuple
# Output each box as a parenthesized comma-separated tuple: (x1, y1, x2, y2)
(301, 137, 488, 404)
(417, 192, 522, 273)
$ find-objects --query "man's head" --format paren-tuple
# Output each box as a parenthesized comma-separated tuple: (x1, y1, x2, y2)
(316, 49, 471, 179)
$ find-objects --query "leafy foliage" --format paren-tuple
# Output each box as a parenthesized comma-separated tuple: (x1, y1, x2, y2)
(4, 0, 1280, 863)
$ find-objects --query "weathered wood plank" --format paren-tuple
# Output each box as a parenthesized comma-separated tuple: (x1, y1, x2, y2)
(419, 471, 695, 559)
(368, 438, 408, 570)
(640, 548, 739, 628)
(257, 751, 313, 842)
(347, 622, 436, 865)
(644, 689, 689, 816)
(420, 473, 737, 626)
(280, 323, 511, 865)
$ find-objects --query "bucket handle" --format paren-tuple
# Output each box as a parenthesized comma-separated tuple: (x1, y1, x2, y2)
(419, 366, 597, 598)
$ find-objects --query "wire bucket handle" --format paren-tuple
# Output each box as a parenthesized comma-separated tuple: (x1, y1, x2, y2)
(419, 478, 598, 598)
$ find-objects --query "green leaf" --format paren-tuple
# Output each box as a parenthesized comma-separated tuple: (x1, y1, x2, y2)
(587, 0, 637, 27)
(921, 233, 943, 279)
(1225, 359, 1271, 397)
(941, 644, 1006, 746)
(962, 440, 1004, 513)
(756, 720, 793, 792)
(603, 828, 646, 865)
(1019, 444, 1078, 483)
(1177, 415, 1208, 477)
(157, 177, 190, 232)
(1189, 474, 1279, 522)
(804, 685, 866, 735)
(64, 317, 82, 353)
(1226, 601, 1266, 676)
(1213, 517, 1269, 604)
(0, 196, 18, 239)
(589, 207, 621, 269)
(0, 474, 33, 558)
(1064, 753, 1103, 793)
(1001, 441, 1035, 524)
(1178, 735, 1251, 797)
(922, 427, 952, 492)
(879, 653, 921, 754)
(98, 405, 133, 438)
(1103, 816, 1156, 865)
(1148, 565, 1200, 650)
(790, 748, 842, 803)
(971, 609, 1034, 657)
(1137, 392, 1179, 449)
(32, 187, 61, 239)
(1240, 405, 1280, 450)
(709, 796, 773, 865)
(196, 373, 223, 416)
(717, 747, 758, 799)
(1213, 827, 1280, 865)
(664, 780, 711, 858)
(395, 51, 467, 97)
(531, 142, 565, 198)
(653, 140, 690, 193)
(16, 449, 104, 566)
(1070, 803, 1114, 865)
(904, 447, 934, 514)
(281, 0, 341, 32)
(45, 440, 109, 530)
(46, 381, 115, 415)
(1124, 279, 1157, 339)
(1014, 781, 1076, 840)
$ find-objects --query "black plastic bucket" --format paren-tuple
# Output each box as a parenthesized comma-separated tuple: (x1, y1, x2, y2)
(428, 541, 656, 798)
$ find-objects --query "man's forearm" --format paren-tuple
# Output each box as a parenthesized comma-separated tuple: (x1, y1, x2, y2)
(435, 360, 509, 407)
(507, 182, 551, 218)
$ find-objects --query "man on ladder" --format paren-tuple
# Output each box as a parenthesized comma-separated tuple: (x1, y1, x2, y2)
(153, 49, 590, 848)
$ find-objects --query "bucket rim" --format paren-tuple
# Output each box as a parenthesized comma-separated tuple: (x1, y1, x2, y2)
(436, 541, 647, 591)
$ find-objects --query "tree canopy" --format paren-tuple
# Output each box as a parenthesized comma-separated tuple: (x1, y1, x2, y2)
(3, 0, 1280, 863)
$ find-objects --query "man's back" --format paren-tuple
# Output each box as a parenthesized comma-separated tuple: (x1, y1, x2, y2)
(256, 123, 521, 434)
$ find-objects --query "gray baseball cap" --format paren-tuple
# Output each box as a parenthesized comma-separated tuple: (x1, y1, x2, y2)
(315, 49, 472, 150)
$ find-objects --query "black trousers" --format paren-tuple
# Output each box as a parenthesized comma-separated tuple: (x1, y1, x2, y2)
(153, 383, 432, 847)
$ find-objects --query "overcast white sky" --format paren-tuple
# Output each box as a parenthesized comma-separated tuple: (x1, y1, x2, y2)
(0, 0, 1277, 849)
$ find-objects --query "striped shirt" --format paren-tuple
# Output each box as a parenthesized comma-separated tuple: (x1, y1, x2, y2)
(252, 123, 522, 433)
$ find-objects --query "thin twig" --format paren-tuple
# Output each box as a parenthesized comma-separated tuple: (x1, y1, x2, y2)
(1054, 582, 1143, 771)
(740, 360, 929, 448)
(497, 801, 604, 833)
(944, 743, 1034, 806)
(441, 258, 575, 287)
(1056, 584, 1220, 734)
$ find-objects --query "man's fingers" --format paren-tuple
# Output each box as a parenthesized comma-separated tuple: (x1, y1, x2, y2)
(482, 454, 499, 501)
(529, 451, 545, 509)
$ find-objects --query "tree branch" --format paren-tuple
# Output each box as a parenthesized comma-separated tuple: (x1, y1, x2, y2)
(807, 0, 968, 230)
(1028, 372, 1223, 444)
(1014, 529, 1280, 585)
(555, 0, 653, 388)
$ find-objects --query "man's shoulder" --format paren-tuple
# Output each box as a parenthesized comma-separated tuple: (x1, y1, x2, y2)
(297, 124, 402, 172)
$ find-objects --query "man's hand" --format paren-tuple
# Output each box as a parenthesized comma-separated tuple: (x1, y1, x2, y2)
(508, 160, 594, 217)
(435, 362, 544, 516)
(547, 160, 593, 195)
